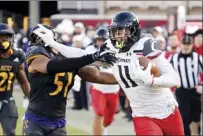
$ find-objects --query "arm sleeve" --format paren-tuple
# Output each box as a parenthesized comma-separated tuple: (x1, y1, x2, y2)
(49, 41, 89, 58)
(151, 55, 181, 88)
(46, 54, 95, 73)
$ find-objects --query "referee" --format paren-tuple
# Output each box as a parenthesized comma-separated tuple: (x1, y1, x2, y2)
(169, 34, 202, 136)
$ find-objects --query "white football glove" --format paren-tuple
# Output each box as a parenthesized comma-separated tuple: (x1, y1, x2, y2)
(22, 97, 29, 109)
(135, 60, 154, 86)
(33, 24, 55, 47)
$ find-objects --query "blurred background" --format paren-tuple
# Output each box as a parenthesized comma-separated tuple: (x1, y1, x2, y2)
(0, 1, 202, 135)
(0, 1, 202, 50)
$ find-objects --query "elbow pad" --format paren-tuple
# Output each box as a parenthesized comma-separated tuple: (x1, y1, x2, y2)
(46, 55, 94, 73)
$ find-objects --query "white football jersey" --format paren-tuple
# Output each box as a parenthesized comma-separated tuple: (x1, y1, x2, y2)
(105, 35, 178, 119)
(85, 45, 120, 93)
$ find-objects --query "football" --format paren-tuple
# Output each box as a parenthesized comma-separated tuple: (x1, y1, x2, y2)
(138, 56, 160, 77)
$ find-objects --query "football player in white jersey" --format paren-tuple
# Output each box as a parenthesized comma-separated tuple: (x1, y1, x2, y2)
(86, 27, 120, 135)
(105, 11, 184, 135)
(33, 15, 184, 135)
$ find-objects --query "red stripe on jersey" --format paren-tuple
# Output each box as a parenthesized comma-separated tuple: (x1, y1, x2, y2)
(136, 53, 143, 55)
(146, 52, 162, 59)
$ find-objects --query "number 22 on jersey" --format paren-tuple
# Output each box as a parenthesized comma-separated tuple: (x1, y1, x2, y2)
(49, 72, 73, 97)
(0, 72, 14, 92)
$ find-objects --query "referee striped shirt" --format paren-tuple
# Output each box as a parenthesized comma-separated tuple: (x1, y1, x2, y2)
(169, 52, 203, 89)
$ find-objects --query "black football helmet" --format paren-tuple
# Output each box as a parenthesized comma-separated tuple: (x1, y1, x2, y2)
(108, 11, 140, 52)
(28, 24, 61, 46)
(94, 27, 109, 41)
(0, 23, 14, 53)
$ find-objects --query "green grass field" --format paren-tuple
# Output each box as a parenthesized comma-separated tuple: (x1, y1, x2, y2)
(0, 106, 90, 135)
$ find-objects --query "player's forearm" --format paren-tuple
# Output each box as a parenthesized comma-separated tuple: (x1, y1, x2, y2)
(16, 68, 30, 97)
(20, 82, 30, 97)
(50, 41, 88, 58)
(152, 55, 181, 88)
(153, 72, 180, 88)
(93, 72, 118, 84)
(78, 66, 118, 84)
(47, 55, 95, 73)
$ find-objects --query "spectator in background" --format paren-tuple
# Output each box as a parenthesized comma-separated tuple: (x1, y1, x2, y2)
(86, 25, 95, 40)
(95, 22, 109, 30)
(74, 22, 92, 49)
(192, 29, 203, 135)
(152, 26, 163, 38)
(71, 35, 89, 110)
(170, 35, 202, 136)
(193, 29, 203, 56)
(72, 35, 83, 48)
(165, 33, 180, 59)
(192, 29, 203, 91)
(155, 36, 166, 56)
(55, 19, 75, 46)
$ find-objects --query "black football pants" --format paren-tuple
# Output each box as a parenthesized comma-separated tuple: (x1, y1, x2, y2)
(175, 88, 201, 136)
(0, 99, 18, 136)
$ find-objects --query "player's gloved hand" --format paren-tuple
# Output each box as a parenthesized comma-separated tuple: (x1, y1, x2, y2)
(22, 97, 29, 110)
(92, 43, 118, 66)
(135, 61, 154, 86)
(33, 24, 55, 47)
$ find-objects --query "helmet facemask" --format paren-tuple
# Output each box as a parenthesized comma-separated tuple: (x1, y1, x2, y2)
(0, 34, 13, 54)
(28, 25, 59, 46)
(28, 30, 45, 46)
(108, 25, 140, 52)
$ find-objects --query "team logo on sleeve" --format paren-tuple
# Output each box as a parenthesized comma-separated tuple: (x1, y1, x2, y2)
(143, 39, 161, 56)
(151, 40, 161, 51)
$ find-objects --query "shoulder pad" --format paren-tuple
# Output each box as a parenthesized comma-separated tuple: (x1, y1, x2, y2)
(25, 46, 51, 65)
(26, 46, 50, 58)
(143, 38, 162, 59)
(12, 48, 26, 65)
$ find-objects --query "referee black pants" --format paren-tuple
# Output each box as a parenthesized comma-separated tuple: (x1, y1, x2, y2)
(175, 88, 201, 136)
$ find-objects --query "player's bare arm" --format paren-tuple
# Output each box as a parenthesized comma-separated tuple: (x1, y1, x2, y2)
(16, 64, 30, 97)
(77, 66, 118, 84)
(28, 55, 50, 73)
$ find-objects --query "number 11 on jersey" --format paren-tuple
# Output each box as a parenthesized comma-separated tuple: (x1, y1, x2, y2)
(117, 65, 137, 88)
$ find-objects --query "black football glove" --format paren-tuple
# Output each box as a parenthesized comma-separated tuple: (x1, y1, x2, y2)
(92, 43, 118, 66)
